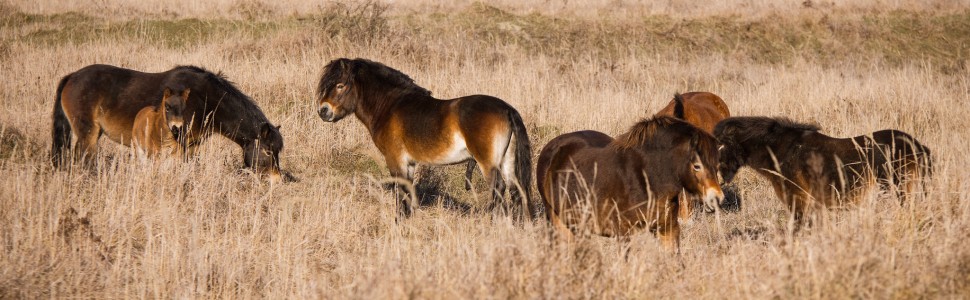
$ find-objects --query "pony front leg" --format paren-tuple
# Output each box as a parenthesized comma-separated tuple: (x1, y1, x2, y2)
(384, 157, 414, 219)
(655, 199, 682, 254)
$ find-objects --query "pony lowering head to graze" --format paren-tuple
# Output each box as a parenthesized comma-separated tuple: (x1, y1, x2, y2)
(315, 58, 538, 220)
(536, 116, 723, 253)
(714, 116, 933, 225)
(51, 64, 291, 183)
(132, 88, 190, 157)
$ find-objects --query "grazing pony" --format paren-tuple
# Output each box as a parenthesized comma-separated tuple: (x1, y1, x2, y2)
(536, 116, 724, 252)
(314, 58, 536, 219)
(715, 116, 933, 224)
(51, 64, 288, 182)
(132, 88, 190, 157)
(655, 92, 736, 214)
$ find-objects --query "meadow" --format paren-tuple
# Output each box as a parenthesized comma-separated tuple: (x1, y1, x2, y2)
(1, 0, 969, 298)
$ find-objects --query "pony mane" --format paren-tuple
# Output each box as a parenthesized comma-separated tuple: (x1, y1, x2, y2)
(610, 116, 689, 150)
(611, 115, 720, 171)
(173, 65, 256, 105)
(172, 65, 271, 133)
(317, 58, 431, 99)
(717, 116, 820, 145)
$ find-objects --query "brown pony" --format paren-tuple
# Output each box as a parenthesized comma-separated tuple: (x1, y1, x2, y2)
(314, 58, 536, 218)
(132, 88, 190, 157)
(654, 92, 735, 214)
(536, 116, 724, 252)
(51, 64, 288, 182)
(715, 116, 933, 224)
(655, 92, 731, 134)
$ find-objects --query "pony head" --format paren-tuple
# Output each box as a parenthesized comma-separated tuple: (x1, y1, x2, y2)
(162, 88, 190, 141)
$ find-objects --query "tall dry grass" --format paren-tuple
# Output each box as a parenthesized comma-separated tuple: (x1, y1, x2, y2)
(1, 0, 969, 298)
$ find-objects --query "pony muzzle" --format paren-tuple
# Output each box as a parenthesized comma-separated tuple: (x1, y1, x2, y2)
(703, 187, 725, 212)
(318, 104, 338, 122)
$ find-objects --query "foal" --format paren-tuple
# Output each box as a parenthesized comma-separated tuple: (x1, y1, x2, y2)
(715, 116, 932, 224)
(132, 88, 189, 157)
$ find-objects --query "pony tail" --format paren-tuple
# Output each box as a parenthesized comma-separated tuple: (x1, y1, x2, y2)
(508, 108, 538, 220)
(673, 93, 686, 120)
(51, 74, 73, 167)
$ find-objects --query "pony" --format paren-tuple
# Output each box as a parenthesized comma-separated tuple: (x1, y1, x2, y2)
(654, 92, 737, 213)
(132, 88, 190, 157)
(51, 64, 288, 182)
(314, 58, 536, 219)
(715, 116, 933, 224)
(535, 116, 724, 252)
(655, 91, 731, 134)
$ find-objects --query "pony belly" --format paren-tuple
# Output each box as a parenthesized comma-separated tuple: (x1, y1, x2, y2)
(407, 133, 472, 165)
(100, 112, 138, 146)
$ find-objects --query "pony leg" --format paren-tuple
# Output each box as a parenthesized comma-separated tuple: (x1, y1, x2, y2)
(71, 120, 101, 164)
(384, 157, 414, 219)
(464, 160, 476, 191)
(549, 210, 574, 243)
(484, 167, 508, 215)
(676, 193, 693, 225)
(656, 199, 681, 254)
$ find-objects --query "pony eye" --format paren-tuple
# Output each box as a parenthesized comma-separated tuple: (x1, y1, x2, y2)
(693, 164, 702, 171)
(335, 83, 346, 91)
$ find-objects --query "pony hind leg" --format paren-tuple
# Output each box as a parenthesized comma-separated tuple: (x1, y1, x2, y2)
(71, 120, 102, 165)
(464, 160, 477, 191)
(482, 167, 509, 216)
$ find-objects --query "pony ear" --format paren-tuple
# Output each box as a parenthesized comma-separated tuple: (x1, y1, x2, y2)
(163, 88, 172, 99)
(673, 93, 686, 119)
(181, 88, 190, 100)
(338, 59, 350, 72)
(260, 122, 275, 139)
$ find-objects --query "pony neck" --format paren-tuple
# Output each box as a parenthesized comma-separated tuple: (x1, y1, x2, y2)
(203, 90, 269, 146)
(353, 86, 428, 131)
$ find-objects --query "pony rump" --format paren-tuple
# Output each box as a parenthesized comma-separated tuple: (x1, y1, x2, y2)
(50, 74, 73, 166)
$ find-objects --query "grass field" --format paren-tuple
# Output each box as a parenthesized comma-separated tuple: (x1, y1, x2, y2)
(1, 0, 969, 298)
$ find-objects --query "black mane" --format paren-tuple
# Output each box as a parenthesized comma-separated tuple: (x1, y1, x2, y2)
(715, 116, 820, 145)
(316, 58, 431, 99)
(173, 65, 256, 105)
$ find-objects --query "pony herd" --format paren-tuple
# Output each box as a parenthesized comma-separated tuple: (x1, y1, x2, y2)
(50, 58, 933, 253)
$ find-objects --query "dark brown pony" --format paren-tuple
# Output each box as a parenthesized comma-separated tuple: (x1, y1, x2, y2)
(655, 92, 735, 214)
(536, 116, 724, 252)
(51, 64, 288, 182)
(715, 116, 933, 224)
(132, 88, 189, 157)
(314, 58, 536, 218)
(655, 92, 731, 134)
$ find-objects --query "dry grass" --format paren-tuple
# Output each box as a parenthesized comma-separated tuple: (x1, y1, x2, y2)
(1, 0, 969, 298)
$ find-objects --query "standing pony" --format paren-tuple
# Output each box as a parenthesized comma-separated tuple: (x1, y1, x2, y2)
(715, 116, 933, 225)
(51, 64, 288, 182)
(655, 92, 730, 134)
(132, 88, 190, 157)
(535, 116, 724, 252)
(314, 58, 535, 219)
(655, 92, 738, 213)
